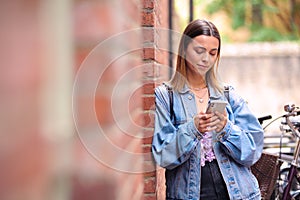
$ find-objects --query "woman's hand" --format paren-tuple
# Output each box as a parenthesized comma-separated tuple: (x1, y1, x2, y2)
(194, 110, 227, 133)
(214, 110, 227, 132)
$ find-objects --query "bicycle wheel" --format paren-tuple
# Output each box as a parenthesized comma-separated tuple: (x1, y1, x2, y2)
(277, 167, 300, 199)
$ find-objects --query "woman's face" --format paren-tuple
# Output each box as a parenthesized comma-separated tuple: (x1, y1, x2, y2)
(185, 35, 219, 76)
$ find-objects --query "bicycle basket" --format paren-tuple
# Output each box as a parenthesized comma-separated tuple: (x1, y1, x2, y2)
(251, 152, 283, 200)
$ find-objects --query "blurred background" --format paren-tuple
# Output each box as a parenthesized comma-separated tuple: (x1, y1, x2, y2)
(0, 0, 299, 200)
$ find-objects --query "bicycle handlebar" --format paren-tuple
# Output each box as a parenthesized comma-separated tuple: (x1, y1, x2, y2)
(258, 115, 272, 125)
(259, 105, 300, 130)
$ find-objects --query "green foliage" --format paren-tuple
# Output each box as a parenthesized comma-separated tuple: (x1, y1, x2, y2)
(250, 29, 300, 42)
(206, 0, 231, 14)
(231, 0, 246, 29)
(249, 28, 284, 42)
(197, 0, 300, 42)
(205, 0, 246, 29)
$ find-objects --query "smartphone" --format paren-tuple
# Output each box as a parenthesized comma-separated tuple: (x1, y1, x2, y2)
(206, 100, 227, 114)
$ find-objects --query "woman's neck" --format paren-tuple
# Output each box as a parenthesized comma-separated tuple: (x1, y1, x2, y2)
(187, 73, 206, 89)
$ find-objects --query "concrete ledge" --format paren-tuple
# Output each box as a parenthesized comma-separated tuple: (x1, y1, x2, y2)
(222, 42, 300, 57)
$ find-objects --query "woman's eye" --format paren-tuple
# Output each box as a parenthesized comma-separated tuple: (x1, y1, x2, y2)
(210, 51, 217, 56)
(195, 50, 205, 54)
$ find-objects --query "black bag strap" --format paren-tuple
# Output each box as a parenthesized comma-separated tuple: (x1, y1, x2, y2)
(168, 88, 175, 121)
(163, 83, 175, 121)
(224, 85, 230, 102)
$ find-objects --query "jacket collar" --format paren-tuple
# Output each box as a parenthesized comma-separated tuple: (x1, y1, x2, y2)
(176, 81, 223, 99)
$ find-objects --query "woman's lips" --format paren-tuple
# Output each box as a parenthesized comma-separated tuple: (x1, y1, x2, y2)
(197, 64, 208, 69)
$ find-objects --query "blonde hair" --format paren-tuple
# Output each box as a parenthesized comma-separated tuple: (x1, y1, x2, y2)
(170, 19, 223, 92)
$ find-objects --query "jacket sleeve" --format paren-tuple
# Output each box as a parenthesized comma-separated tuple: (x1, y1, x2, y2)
(217, 86, 264, 167)
(151, 86, 202, 170)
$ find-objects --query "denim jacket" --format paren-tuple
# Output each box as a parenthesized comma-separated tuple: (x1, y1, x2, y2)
(152, 83, 264, 200)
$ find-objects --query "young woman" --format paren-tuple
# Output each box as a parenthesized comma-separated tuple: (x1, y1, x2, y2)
(152, 19, 264, 200)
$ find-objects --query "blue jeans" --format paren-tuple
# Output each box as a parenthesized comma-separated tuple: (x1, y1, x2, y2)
(200, 160, 230, 200)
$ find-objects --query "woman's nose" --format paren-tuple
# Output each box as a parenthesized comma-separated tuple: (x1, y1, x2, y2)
(201, 52, 209, 62)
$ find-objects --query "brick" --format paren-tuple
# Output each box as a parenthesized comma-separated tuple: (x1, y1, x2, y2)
(144, 177, 156, 193)
(141, 11, 155, 27)
(143, 47, 155, 60)
(142, 82, 156, 95)
(128, 85, 143, 112)
(142, 62, 159, 78)
(143, 144, 152, 153)
(130, 109, 145, 129)
(142, 27, 155, 43)
(142, 0, 154, 9)
(143, 149, 154, 162)
(143, 161, 156, 173)
(143, 171, 156, 178)
(143, 96, 155, 110)
(143, 111, 155, 128)
(142, 130, 153, 145)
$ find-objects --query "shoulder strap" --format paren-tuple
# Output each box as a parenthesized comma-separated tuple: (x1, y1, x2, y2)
(163, 83, 175, 121)
(224, 85, 230, 102)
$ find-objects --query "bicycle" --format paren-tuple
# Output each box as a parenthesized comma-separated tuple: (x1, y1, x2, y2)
(260, 104, 300, 200)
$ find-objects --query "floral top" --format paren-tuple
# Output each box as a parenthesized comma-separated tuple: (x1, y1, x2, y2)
(201, 131, 216, 166)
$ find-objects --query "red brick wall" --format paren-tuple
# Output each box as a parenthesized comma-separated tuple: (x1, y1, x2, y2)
(0, 0, 170, 199)
(72, 0, 145, 200)
(142, 0, 169, 200)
